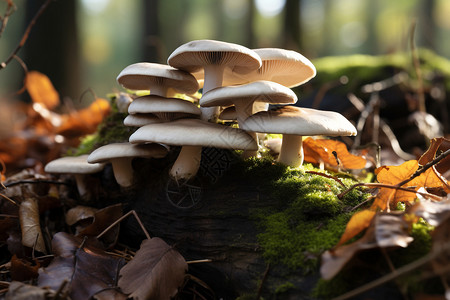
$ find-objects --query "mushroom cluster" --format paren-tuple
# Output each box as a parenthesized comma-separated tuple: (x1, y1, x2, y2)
(44, 39, 357, 194)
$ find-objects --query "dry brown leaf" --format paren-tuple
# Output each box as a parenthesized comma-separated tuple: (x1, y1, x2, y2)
(56, 98, 110, 138)
(25, 71, 59, 109)
(118, 237, 188, 300)
(6, 281, 57, 300)
(321, 212, 413, 280)
(10, 255, 40, 281)
(65, 205, 98, 226)
(19, 198, 46, 253)
(38, 232, 126, 300)
(303, 137, 366, 169)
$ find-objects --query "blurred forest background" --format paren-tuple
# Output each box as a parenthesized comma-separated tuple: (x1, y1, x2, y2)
(0, 0, 448, 104)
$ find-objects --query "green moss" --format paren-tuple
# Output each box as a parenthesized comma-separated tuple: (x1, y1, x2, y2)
(275, 282, 295, 294)
(71, 95, 135, 155)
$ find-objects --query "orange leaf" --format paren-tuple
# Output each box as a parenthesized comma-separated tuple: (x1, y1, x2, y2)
(374, 159, 448, 209)
(25, 71, 59, 109)
(418, 137, 450, 192)
(335, 209, 376, 248)
(303, 138, 366, 169)
(56, 98, 110, 138)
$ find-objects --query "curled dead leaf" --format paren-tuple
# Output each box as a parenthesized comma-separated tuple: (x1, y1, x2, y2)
(19, 198, 46, 253)
(118, 237, 188, 300)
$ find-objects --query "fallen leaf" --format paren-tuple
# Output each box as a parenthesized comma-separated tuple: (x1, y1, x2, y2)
(56, 98, 111, 138)
(10, 255, 40, 281)
(78, 204, 123, 249)
(6, 281, 57, 300)
(335, 209, 376, 247)
(19, 198, 46, 253)
(38, 232, 126, 300)
(303, 138, 366, 170)
(25, 71, 59, 109)
(118, 237, 188, 300)
(65, 205, 98, 226)
(321, 212, 413, 280)
(374, 160, 447, 209)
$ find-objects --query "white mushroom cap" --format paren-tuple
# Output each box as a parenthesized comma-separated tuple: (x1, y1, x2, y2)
(130, 118, 257, 150)
(116, 62, 199, 97)
(168, 40, 262, 122)
(232, 48, 316, 88)
(87, 143, 168, 187)
(44, 155, 105, 196)
(129, 118, 257, 180)
(167, 40, 262, 75)
(241, 106, 356, 167)
(219, 106, 237, 121)
(128, 95, 201, 121)
(200, 80, 297, 124)
(123, 114, 162, 127)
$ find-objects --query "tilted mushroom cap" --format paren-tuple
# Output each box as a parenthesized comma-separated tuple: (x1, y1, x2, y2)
(167, 40, 262, 75)
(44, 155, 105, 196)
(117, 62, 199, 95)
(129, 118, 257, 150)
(123, 114, 162, 127)
(234, 48, 316, 88)
(241, 106, 356, 167)
(128, 95, 201, 121)
(45, 155, 105, 174)
(87, 143, 168, 163)
(87, 143, 168, 187)
(241, 106, 356, 136)
(200, 80, 297, 108)
(219, 106, 237, 121)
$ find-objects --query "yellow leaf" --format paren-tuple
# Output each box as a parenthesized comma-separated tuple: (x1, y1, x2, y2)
(25, 71, 59, 109)
(335, 209, 376, 248)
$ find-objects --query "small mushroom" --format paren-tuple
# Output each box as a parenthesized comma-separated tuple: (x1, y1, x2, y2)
(240, 106, 357, 167)
(123, 113, 162, 127)
(235, 48, 316, 88)
(128, 95, 201, 122)
(87, 143, 168, 187)
(116, 62, 199, 97)
(167, 39, 262, 122)
(129, 118, 257, 180)
(44, 155, 105, 197)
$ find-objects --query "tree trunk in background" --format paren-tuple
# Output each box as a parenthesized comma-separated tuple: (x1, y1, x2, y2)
(24, 0, 80, 101)
(366, 0, 379, 54)
(142, 0, 163, 63)
(245, 0, 255, 48)
(283, 0, 301, 51)
(417, 0, 436, 51)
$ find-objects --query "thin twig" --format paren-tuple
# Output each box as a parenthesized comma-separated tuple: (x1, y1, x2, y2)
(0, 0, 16, 38)
(4, 179, 71, 188)
(396, 148, 450, 187)
(186, 259, 213, 264)
(96, 210, 151, 240)
(0, 0, 52, 70)
(256, 263, 270, 300)
(338, 182, 443, 201)
(305, 170, 346, 188)
(332, 241, 450, 300)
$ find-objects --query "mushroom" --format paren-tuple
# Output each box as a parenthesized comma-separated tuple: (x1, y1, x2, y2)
(116, 62, 199, 97)
(87, 143, 168, 187)
(240, 106, 357, 167)
(167, 39, 262, 122)
(123, 113, 162, 127)
(234, 48, 317, 88)
(200, 80, 297, 125)
(129, 118, 257, 180)
(200, 80, 297, 157)
(128, 95, 201, 122)
(44, 155, 105, 197)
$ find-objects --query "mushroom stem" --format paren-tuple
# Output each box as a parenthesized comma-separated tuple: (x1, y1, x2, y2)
(111, 157, 134, 187)
(234, 100, 258, 158)
(149, 85, 169, 97)
(278, 134, 304, 167)
(169, 145, 202, 180)
(201, 64, 226, 122)
(74, 174, 88, 197)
